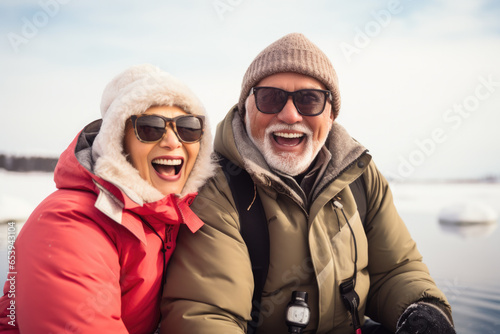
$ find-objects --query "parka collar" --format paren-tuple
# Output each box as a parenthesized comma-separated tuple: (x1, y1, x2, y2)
(93, 179, 203, 244)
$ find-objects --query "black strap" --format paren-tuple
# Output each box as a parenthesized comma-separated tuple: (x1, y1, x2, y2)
(349, 175, 367, 227)
(341, 175, 367, 333)
(340, 279, 362, 331)
(220, 156, 269, 334)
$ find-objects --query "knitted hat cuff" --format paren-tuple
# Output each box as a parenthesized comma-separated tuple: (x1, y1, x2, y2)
(238, 33, 340, 118)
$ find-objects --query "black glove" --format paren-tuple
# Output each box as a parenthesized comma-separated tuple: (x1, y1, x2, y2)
(395, 302, 456, 334)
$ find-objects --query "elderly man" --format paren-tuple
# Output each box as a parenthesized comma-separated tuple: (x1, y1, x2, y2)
(161, 33, 455, 334)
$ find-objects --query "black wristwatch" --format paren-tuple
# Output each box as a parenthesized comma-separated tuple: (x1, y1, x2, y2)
(286, 291, 310, 333)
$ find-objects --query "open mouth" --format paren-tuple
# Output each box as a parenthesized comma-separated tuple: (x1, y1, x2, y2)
(152, 158, 183, 176)
(273, 132, 305, 147)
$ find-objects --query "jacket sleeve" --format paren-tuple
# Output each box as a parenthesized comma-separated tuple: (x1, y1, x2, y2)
(362, 161, 452, 330)
(8, 195, 131, 334)
(160, 170, 253, 333)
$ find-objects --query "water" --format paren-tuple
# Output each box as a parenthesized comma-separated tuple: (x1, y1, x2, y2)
(1, 171, 499, 333)
(392, 182, 500, 333)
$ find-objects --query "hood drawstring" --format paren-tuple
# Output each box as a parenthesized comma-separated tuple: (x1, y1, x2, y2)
(247, 184, 258, 211)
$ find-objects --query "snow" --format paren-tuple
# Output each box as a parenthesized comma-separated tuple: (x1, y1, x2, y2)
(0, 170, 56, 223)
(391, 181, 500, 217)
(391, 181, 500, 239)
(0, 170, 56, 283)
(438, 201, 498, 225)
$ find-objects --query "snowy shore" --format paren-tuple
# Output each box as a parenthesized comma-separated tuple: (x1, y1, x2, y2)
(1, 170, 499, 332)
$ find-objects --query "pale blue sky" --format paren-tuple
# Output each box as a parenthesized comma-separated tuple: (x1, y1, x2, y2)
(1, 0, 499, 180)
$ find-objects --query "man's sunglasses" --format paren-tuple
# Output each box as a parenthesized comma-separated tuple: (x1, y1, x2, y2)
(129, 114, 204, 144)
(250, 87, 333, 116)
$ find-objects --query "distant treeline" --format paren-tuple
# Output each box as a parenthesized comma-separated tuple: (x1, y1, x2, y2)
(0, 153, 58, 172)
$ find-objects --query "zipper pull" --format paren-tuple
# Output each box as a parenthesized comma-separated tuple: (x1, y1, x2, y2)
(333, 200, 343, 209)
(166, 225, 173, 250)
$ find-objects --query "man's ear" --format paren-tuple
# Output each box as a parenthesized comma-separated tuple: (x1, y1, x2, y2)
(243, 98, 251, 125)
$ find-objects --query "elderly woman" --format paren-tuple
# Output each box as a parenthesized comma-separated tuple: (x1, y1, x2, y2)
(0, 64, 215, 333)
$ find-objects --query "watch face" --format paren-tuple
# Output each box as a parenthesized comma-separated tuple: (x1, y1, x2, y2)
(287, 305, 310, 325)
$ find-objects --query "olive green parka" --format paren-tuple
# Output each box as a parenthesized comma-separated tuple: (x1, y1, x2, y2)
(160, 106, 451, 334)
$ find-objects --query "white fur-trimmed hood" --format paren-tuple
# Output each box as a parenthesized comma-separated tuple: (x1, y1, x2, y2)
(91, 64, 215, 203)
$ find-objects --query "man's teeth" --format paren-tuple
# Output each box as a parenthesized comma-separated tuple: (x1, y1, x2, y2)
(274, 132, 304, 139)
(152, 158, 182, 166)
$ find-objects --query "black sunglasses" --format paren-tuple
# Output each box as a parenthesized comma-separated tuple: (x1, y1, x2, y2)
(130, 114, 204, 144)
(250, 87, 333, 116)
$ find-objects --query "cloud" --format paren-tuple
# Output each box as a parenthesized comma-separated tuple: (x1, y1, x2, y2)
(0, 0, 499, 179)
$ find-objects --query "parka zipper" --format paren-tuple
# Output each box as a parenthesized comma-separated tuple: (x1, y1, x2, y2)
(139, 217, 168, 293)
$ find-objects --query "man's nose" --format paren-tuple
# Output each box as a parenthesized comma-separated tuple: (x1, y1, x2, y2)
(276, 97, 303, 124)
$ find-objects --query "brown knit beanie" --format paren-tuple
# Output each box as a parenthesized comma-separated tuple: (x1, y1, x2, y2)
(238, 33, 341, 119)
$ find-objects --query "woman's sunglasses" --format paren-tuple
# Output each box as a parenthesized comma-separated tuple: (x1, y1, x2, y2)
(250, 86, 333, 116)
(129, 114, 204, 144)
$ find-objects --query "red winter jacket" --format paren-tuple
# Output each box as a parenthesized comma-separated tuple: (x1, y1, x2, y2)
(0, 126, 205, 333)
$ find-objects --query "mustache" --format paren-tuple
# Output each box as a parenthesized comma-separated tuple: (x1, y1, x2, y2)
(265, 123, 313, 136)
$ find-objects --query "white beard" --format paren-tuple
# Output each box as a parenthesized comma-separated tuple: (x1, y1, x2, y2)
(245, 115, 327, 176)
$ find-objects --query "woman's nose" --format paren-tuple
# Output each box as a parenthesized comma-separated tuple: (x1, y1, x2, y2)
(159, 125, 182, 149)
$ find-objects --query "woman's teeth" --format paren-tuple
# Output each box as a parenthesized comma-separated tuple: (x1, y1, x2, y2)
(152, 158, 182, 175)
(152, 158, 182, 166)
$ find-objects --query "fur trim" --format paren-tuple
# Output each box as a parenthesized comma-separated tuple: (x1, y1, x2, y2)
(92, 64, 215, 203)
